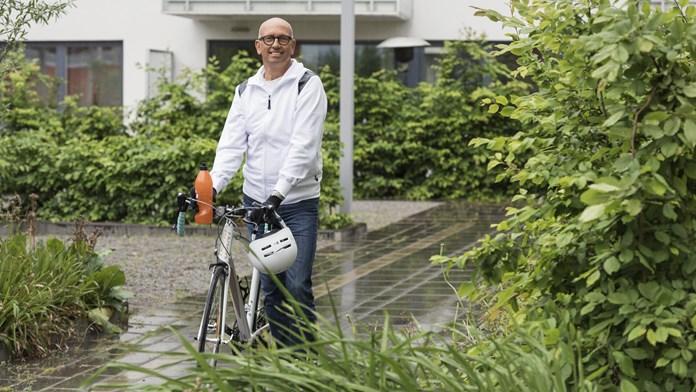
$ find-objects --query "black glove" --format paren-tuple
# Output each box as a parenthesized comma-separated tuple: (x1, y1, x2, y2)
(189, 187, 217, 203)
(250, 195, 282, 225)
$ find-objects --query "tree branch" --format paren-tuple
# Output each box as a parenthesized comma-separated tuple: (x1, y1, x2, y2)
(631, 87, 657, 156)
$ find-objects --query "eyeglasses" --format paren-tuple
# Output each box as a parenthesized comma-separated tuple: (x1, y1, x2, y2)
(257, 35, 293, 46)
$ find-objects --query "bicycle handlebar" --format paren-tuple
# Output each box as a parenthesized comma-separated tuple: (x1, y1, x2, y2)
(172, 192, 283, 237)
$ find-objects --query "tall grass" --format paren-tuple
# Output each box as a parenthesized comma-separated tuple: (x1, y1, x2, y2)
(0, 234, 89, 357)
(0, 196, 131, 359)
(88, 303, 596, 391)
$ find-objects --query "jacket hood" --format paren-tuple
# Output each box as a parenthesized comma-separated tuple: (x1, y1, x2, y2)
(250, 59, 306, 88)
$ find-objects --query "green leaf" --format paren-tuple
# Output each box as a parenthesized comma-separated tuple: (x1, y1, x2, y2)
(604, 111, 625, 127)
(654, 230, 670, 244)
(625, 348, 649, 360)
(580, 203, 607, 222)
(654, 327, 669, 343)
(661, 141, 678, 157)
(672, 358, 688, 378)
(638, 38, 654, 52)
(645, 178, 667, 196)
(624, 199, 642, 216)
(620, 379, 639, 392)
(604, 257, 621, 274)
(590, 182, 621, 192)
(500, 106, 515, 117)
(581, 188, 610, 205)
(586, 365, 609, 382)
(683, 83, 696, 98)
(488, 104, 500, 114)
(495, 95, 509, 105)
(619, 249, 634, 263)
(683, 119, 696, 148)
(643, 111, 670, 122)
(663, 203, 677, 220)
(656, 357, 671, 367)
(638, 281, 659, 300)
(686, 162, 696, 179)
(647, 329, 657, 346)
(607, 291, 632, 305)
(664, 116, 681, 135)
(586, 270, 601, 286)
(88, 307, 112, 326)
(457, 281, 477, 298)
(613, 351, 636, 377)
(581, 303, 596, 315)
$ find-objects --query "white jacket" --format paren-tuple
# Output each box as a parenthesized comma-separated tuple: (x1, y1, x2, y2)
(211, 60, 327, 204)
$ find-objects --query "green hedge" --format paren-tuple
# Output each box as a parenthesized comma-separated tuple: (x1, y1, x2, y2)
(0, 39, 526, 225)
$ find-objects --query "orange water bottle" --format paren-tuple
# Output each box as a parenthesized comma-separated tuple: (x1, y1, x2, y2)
(194, 162, 214, 224)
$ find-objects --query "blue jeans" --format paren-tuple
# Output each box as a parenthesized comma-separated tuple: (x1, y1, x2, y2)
(243, 194, 319, 347)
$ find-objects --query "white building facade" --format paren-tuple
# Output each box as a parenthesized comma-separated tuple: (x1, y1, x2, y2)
(22, 0, 515, 110)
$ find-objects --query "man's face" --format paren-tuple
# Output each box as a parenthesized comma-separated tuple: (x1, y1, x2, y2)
(255, 20, 296, 71)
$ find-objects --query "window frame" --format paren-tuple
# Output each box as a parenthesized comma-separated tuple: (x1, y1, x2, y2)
(24, 41, 124, 107)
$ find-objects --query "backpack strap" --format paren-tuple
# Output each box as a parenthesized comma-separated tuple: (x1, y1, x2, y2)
(298, 70, 316, 95)
(237, 79, 249, 96)
(237, 70, 316, 97)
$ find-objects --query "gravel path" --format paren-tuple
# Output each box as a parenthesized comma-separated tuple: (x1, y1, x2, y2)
(42, 200, 442, 312)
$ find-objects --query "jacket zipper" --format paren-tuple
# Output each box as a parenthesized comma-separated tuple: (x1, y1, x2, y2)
(268, 95, 271, 110)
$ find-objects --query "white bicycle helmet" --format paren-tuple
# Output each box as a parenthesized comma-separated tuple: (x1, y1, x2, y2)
(247, 227, 297, 274)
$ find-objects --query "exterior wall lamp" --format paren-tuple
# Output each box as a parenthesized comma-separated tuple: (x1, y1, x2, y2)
(377, 36, 431, 63)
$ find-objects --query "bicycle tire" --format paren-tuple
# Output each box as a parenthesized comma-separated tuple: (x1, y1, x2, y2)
(197, 265, 226, 367)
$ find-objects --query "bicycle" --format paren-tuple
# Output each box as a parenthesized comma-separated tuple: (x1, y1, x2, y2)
(171, 191, 297, 367)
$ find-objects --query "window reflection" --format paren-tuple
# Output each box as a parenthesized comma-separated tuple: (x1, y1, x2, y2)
(209, 41, 395, 77)
(68, 46, 122, 106)
(24, 46, 58, 103)
(25, 42, 123, 107)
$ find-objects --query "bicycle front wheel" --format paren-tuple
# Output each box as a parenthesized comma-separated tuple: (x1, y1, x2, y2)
(197, 265, 226, 367)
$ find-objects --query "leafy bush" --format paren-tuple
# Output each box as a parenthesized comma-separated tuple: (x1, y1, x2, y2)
(351, 39, 530, 200)
(0, 230, 131, 359)
(1, 39, 525, 225)
(440, 1, 696, 390)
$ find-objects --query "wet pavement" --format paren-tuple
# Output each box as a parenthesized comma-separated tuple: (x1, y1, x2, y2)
(0, 201, 505, 391)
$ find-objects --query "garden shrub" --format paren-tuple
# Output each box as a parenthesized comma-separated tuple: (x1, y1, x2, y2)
(0, 229, 131, 359)
(1, 40, 525, 225)
(440, 1, 696, 390)
(351, 39, 530, 201)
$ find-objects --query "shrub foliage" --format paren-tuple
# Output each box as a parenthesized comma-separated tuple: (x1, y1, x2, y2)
(441, 1, 696, 390)
(0, 38, 524, 225)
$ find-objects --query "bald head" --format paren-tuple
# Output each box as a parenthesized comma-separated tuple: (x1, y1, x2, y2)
(258, 17, 294, 39)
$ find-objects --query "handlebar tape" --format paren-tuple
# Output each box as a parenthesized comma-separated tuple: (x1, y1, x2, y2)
(176, 212, 186, 237)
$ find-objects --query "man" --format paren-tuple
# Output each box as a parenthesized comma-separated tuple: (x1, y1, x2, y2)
(210, 17, 327, 347)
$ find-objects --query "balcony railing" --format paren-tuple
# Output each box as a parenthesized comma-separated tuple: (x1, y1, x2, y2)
(162, 0, 412, 21)
(650, 0, 696, 9)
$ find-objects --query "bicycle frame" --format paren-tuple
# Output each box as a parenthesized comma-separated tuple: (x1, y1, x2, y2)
(204, 218, 267, 346)
(174, 193, 272, 354)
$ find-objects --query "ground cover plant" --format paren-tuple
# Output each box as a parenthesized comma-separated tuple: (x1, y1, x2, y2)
(439, 0, 696, 390)
(0, 196, 131, 359)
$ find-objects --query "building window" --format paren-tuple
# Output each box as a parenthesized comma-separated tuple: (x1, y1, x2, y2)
(147, 50, 173, 98)
(208, 40, 396, 78)
(25, 41, 123, 107)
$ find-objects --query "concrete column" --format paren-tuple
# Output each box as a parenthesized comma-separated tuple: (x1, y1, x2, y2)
(339, 0, 355, 214)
